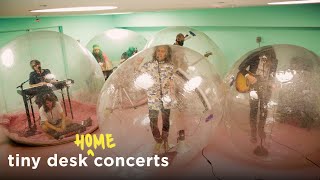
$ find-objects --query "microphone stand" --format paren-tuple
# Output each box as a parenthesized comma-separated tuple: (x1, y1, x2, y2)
(16, 79, 29, 89)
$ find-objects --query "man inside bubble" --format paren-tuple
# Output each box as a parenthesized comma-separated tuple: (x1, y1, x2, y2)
(171, 33, 189, 73)
(238, 48, 278, 143)
(39, 93, 71, 138)
(29, 59, 57, 108)
(92, 44, 113, 80)
(29, 59, 52, 87)
(120, 46, 138, 64)
(136, 45, 176, 154)
(174, 33, 185, 46)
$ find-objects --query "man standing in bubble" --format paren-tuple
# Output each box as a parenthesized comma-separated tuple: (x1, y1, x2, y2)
(174, 33, 185, 46)
(92, 44, 113, 80)
(238, 47, 278, 143)
(136, 45, 175, 154)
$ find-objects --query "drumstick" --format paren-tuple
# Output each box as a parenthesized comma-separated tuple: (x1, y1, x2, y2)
(189, 52, 212, 66)
(184, 31, 196, 41)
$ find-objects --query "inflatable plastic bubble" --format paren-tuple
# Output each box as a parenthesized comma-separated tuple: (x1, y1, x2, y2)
(97, 45, 224, 173)
(87, 28, 147, 68)
(225, 44, 320, 168)
(146, 26, 227, 76)
(0, 31, 104, 145)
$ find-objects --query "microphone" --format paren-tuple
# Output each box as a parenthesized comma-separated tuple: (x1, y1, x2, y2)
(16, 79, 29, 88)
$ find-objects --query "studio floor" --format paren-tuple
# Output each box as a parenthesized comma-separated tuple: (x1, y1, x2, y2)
(1, 118, 319, 180)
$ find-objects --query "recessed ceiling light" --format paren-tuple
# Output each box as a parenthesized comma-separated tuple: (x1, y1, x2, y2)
(98, 12, 133, 15)
(30, 6, 118, 13)
(268, 0, 320, 5)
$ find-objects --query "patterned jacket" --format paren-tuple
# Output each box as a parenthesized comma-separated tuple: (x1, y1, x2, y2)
(140, 60, 174, 110)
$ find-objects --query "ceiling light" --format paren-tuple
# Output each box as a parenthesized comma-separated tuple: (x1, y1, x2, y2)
(30, 6, 117, 13)
(98, 12, 133, 15)
(105, 29, 129, 40)
(268, 0, 320, 5)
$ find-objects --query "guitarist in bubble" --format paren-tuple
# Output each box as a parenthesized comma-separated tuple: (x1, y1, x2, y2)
(238, 47, 278, 144)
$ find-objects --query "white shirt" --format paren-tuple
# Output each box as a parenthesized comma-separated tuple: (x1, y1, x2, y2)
(256, 59, 270, 80)
(39, 102, 63, 125)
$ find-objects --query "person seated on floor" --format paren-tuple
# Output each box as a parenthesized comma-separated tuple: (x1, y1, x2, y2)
(39, 94, 71, 134)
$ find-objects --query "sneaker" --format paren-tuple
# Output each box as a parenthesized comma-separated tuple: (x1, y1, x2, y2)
(163, 141, 169, 153)
(153, 142, 162, 154)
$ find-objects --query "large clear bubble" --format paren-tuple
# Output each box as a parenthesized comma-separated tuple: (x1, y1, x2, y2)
(224, 44, 320, 168)
(86, 28, 147, 68)
(97, 45, 224, 174)
(146, 26, 227, 76)
(0, 31, 104, 145)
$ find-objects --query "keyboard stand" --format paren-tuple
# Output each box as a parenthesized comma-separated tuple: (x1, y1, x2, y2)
(17, 79, 74, 137)
(21, 87, 36, 137)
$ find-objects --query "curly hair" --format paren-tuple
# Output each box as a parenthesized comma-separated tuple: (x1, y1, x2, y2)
(176, 33, 185, 40)
(152, 45, 172, 64)
(42, 94, 57, 113)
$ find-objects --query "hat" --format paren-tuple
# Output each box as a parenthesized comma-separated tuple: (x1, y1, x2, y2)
(92, 44, 100, 49)
(126, 47, 137, 57)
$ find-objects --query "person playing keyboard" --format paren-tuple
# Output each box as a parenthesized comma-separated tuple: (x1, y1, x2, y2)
(28, 59, 57, 108)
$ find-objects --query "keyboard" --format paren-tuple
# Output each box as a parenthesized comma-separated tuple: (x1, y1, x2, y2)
(17, 79, 74, 97)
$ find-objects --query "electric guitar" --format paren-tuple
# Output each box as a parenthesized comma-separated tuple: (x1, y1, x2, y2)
(235, 71, 255, 93)
(235, 71, 274, 93)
